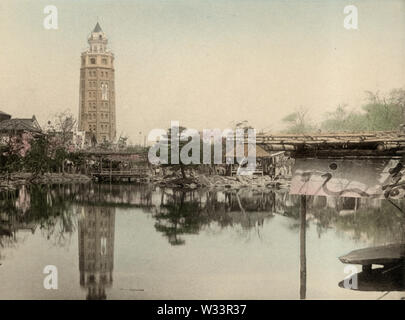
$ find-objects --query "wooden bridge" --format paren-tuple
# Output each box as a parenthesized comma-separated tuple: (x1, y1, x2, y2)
(256, 130, 405, 158)
(79, 150, 150, 182)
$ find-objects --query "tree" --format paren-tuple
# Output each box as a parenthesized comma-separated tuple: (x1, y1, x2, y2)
(117, 134, 128, 149)
(46, 110, 77, 147)
(45, 110, 78, 173)
(282, 107, 316, 134)
(320, 104, 367, 132)
(388, 88, 405, 124)
(0, 135, 26, 173)
(23, 135, 51, 176)
(319, 89, 405, 133)
(362, 91, 402, 131)
(160, 126, 201, 179)
(234, 120, 253, 131)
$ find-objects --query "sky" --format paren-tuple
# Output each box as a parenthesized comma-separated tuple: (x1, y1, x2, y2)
(1, 0, 404, 144)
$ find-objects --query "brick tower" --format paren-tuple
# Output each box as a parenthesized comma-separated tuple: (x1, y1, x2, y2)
(78, 23, 116, 143)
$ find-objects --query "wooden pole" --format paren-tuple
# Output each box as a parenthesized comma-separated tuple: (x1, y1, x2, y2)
(109, 159, 112, 182)
(300, 194, 307, 300)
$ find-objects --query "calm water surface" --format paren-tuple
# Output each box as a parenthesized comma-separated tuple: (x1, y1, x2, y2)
(0, 183, 404, 300)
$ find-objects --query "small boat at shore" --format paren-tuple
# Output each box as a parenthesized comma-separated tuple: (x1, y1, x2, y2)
(339, 244, 405, 292)
(339, 243, 405, 267)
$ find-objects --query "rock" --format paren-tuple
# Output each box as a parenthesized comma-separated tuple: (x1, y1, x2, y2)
(149, 172, 291, 191)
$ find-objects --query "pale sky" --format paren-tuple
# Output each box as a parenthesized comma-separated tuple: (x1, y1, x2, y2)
(1, 0, 404, 143)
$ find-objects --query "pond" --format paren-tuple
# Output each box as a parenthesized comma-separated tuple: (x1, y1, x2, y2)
(0, 183, 404, 300)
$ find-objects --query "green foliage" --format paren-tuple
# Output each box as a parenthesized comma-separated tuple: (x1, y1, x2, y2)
(98, 139, 113, 150)
(125, 144, 148, 154)
(66, 151, 86, 167)
(320, 90, 405, 132)
(0, 145, 23, 173)
(283, 89, 405, 133)
(361, 102, 402, 131)
(160, 126, 209, 179)
(320, 105, 368, 132)
(23, 135, 76, 175)
(23, 135, 51, 175)
(282, 107, 317, 134)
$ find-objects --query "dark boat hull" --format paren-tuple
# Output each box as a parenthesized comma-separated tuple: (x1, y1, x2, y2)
(338, 266, 405, 292)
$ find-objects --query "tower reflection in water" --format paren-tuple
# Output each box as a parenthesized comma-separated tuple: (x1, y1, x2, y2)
(78, 205, 115, 300)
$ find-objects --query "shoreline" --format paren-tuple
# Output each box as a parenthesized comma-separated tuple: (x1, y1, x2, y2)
(0, 173, 92, 192)
(0, 172, 290, 193)
(151, 173, 291, 191)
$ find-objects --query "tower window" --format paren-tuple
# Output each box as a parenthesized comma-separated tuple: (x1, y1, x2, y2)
(102, 58, 107, 65)
(90, 58, 96, 64)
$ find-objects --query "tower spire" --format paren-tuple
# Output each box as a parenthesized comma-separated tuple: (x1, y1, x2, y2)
(93, 22, 102, 33)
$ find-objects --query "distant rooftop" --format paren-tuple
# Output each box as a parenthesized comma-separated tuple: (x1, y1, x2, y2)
(0, 116, 42, 133)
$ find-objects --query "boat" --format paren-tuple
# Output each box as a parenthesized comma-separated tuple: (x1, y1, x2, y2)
(339, 243, 405, 267)
(338, 266, 405, 292)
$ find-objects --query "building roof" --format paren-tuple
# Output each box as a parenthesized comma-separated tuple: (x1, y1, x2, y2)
(0, 116, 42, 133)
(226, 144, 272, 158)
(93, 22, 103, 33)
(0, 111, 11, 117)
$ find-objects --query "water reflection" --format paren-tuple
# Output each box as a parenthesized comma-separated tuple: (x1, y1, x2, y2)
(78, 205, 115, 300)
(339, 267, 405, 293)
(154, 190, 276, 245)
(338, 243, 405, 295)
(300, 195, 307, 300)
(0, 183, 405, 299)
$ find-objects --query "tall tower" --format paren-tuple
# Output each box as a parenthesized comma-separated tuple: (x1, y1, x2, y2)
(79, 23, 116, 143)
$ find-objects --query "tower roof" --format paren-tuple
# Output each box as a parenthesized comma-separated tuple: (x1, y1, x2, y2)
(93, 22, 103, 33)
